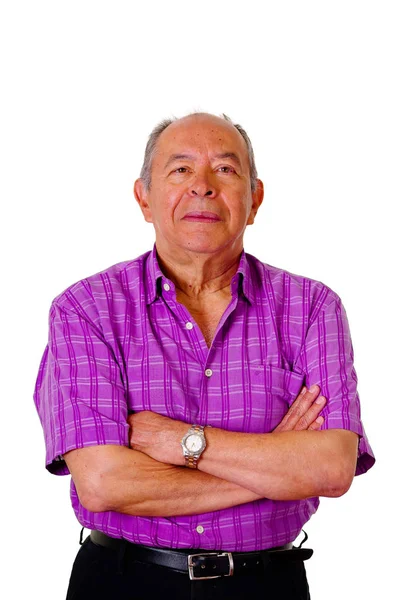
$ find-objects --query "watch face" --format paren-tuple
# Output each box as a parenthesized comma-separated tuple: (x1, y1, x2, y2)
(185, 434, 203, 453)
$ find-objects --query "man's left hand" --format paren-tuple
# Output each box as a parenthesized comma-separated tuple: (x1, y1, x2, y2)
(128, 411, 187, 466)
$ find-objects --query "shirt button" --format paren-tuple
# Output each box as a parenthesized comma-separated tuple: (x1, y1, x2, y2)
(185, 322, 193, 330)
(196, 525, 204, 534)
(163, 283, 170, 292)
(205, 369, 213, 378)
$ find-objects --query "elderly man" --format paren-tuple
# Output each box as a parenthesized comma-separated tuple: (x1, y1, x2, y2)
(33, 111, 375, 600)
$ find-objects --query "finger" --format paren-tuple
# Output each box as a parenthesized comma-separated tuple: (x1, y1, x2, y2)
(293, 396, 326, 431)
(274, 387, 307, 431)
(277, 385, 321, 431)
(127, 416, 134, 432)
(308, 416, 324, 430)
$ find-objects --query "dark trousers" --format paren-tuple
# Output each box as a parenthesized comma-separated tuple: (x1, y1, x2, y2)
(66, 536, 311, 600)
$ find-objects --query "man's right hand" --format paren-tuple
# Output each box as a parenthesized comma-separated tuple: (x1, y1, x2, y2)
(273, 385, 326, 433)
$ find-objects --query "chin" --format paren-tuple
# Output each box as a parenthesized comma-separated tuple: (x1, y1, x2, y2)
(182, 240, 233, 255)
(183, 244, 218, 254)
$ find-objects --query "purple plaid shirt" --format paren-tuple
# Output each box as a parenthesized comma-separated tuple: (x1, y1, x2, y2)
(33, 246, 375, 551)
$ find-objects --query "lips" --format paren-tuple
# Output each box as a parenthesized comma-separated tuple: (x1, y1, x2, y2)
(182, 211, 222, 222)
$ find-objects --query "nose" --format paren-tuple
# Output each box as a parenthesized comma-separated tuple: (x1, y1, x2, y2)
(190, 187, 214, 197)
(189, 171, 217, 198)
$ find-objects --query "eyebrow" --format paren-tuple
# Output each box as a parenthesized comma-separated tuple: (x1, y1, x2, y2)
(163, 152, 242, 170)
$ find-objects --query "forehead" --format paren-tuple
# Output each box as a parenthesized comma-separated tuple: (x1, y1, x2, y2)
(154, 115, 249, 165)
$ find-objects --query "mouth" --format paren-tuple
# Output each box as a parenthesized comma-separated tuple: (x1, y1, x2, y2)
(182, 211, 222, 223)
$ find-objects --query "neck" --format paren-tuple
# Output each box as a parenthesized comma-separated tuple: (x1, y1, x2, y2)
(155, 243, 243, 299)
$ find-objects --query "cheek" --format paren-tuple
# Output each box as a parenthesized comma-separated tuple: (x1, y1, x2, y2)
(150, 197, 179, 227)
(157, 188, 181, 208)
(229, 202, 252, 225)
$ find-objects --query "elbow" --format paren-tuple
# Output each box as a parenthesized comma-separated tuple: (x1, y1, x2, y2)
(64, 445, 131, 513)
(80, 489, 108, 513)
(76, 473, 113, 513)
(322, 430, 359, 497)
(322, 461, 356, 498)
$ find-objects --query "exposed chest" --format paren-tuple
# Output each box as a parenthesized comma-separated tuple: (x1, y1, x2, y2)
(177, 294, 231, 348)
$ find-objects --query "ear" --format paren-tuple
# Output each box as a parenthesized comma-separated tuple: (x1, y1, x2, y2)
(133, 178, 153, 223)
(247, 179, 264, 225)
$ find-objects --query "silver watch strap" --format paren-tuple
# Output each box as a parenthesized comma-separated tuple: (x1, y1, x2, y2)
(184, 425, 205, 469)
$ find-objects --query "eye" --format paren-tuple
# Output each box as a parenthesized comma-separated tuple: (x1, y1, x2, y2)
(173, 167, 189, 173)
(217, 166, 236, 173)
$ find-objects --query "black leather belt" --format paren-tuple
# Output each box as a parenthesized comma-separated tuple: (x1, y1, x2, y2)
(90, 530, 313, 580)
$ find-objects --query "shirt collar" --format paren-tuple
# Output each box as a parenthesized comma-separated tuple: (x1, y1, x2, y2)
(145, 244, 255, 305)
(145, 244, 165, 305)
(235, 250, 255, 305)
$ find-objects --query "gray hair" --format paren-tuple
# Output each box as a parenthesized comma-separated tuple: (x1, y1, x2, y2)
(139, 111, 258, 193)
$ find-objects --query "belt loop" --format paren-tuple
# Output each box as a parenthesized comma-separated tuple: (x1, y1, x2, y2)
(79, 527, 85, 546)
(261, 551, 272, 573)
(295, 529, 308, 549)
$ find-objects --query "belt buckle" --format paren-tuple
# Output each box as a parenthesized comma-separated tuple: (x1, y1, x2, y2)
(188, 552, 234, 580)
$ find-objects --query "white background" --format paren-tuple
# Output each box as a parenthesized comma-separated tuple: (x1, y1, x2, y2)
(1, 1, 398, 598)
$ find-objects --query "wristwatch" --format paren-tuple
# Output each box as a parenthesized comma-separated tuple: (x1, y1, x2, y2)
(181, 424, 208, 469)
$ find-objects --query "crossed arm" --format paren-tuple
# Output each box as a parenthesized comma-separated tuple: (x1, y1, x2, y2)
(64, 385, 359, 517)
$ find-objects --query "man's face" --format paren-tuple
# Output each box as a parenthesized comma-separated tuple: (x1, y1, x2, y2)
(134, 115, 263, 257)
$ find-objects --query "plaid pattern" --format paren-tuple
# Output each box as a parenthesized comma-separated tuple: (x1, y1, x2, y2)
(33, 246, 374, 551)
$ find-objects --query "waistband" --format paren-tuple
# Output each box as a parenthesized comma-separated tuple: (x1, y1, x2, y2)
(89, 530, 313, 580)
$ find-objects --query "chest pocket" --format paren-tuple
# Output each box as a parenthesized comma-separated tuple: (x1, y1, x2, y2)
(240, 364, 305, 433)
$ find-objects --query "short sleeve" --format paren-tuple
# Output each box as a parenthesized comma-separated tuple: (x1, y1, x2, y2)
(33, 300, 129, 475)
(293, 294, 375, 476)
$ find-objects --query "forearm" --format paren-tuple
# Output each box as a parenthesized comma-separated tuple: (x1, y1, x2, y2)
(69, 445, 263, 517)
(198, 428, 358, 500)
